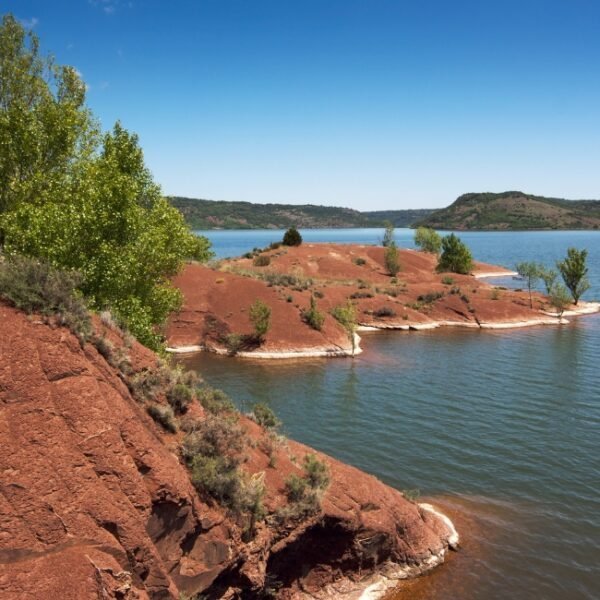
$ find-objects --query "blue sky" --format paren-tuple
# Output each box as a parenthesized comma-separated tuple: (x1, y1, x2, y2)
(6, 1, 600, 209)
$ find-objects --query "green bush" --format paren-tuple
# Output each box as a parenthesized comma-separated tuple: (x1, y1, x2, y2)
(414, 227, 442, 254)
(441, 276, 454, 285)
(302, 295, 325, 330)
(285, 474, 309, 502)
(249, 299, 271, 339)
(252, 403, 281, 430)
(196, 386, 235, 414)
(282, 226, 302, 246)
(253, 255, 271, 267)
(0, 255, 91, 343)
(167, 383, 194, 414)
(303, 454, 330, 490)
(373, 306, 396, 318)
(417, 291, 444, 304)
(353, 257, 367, 266)
(384, 242, 400, 276)
(349, 290, 373, 299)
(437, 234, 473, 274)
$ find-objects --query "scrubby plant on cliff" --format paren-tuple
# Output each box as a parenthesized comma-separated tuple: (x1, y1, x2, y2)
(282, 226, 302, 246)
(302, 294, 325, 330)
(516, 262, 540, 309)
(384, 242, 400, 276)
(249, 299, 271, 340)
(0, 255, 91, 342)
(0, 16, 213, 350)
(331, 301, 357, 356)
(557, 248, 590, 305)
(414, 227, 442, 254)
(436, 234, 473, 275)
(252, 403, 281, 430)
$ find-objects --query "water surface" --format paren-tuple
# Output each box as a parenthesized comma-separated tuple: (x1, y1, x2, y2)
(181, 229, 599, 599)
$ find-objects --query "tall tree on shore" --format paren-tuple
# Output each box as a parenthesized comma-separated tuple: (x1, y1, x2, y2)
(0, 15, 212, 349)
(516, 262, 540, 309)
(557, 248, 590, 306)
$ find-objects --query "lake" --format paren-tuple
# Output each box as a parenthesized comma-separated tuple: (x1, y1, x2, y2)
(181, 228, 600, 599)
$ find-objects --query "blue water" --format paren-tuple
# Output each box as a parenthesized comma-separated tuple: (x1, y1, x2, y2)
(183, 229, 600, 599)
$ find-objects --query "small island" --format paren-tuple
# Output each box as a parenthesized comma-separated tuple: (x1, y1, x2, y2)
(167, 232, 599, 358)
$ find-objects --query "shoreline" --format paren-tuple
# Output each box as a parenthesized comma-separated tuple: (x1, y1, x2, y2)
(296, 503, 459, 600)
(167, 302, 600, 357)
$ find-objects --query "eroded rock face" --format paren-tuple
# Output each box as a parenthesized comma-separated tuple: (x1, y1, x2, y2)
(0, 303, 455, 598)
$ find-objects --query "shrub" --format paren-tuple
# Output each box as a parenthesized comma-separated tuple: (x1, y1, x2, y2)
(384, 242, 400, 276)
(253, 255, 271, 267)
(263, 272, 312, 289)
(414, 227, 442, 254)
(249, 299, 271, 340)
(557, 247, 590, 305)
(189, 454, 244, 509)
(313, 290, 324, 299)
(282, 227, 302, 246)
(167, 383, 194, 414)
(490, 289, 500, 300)
(353, 257, 366, 266)
(349, 290, 373, 299)
(303, 454, 329, 490)
(269, 242, 281, 250)
(441, 276, 454, 285)
(147, 404, 177, 433)
(182, 415, 245, 462)
(285, 474, 308, 502)
(252, 403, 281, 429)
(549, 283, 571, 318)
(196, 386, 235, 414)
(224, 333, 244, 355)
(0, 255, 91, 342)
(302, 295, 325, 330)
(331, 301, 358, 355)
(373, 306, 397, 318)
(437, 234, 473, 274)
(417, 291, 444, 304)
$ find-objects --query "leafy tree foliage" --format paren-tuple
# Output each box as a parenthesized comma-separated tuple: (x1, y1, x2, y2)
(331, 300, 357, 355)
(436, 234, 473, 274)
(538, 266, 558, 295)
(282, 226, 302, 246)
(557, 248, 590, 305)
(0, 16, 212, 349)
(516, 262, 540, 309)
(414, 227, 442, 254)
(549, 283, 571, 319)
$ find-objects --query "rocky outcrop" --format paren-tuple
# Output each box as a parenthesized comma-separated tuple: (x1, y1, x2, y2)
(0, 303, 456, 598)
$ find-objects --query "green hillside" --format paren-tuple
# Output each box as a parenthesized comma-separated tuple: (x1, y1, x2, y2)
(168, 197, 432, 230)
(416, 191, 600, 230)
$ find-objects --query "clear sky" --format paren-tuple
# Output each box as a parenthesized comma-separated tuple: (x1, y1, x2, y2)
(6, 1, 600, 209)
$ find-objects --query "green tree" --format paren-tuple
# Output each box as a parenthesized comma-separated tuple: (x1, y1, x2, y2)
(549, 283, 571, 320)
(331, 300, 357, 356)
(0, 14, 98, 218)
(557, 248, 590, 305)
(515, 262, 540, 309)
(282, 226, 302, 246)
(382, 221, 395, 247)
(302, 294, 325, 330)
(436, 234, 473, 274)
(384, 242, 400, 276)
(0, 17, 212, 349)
(538, 266, 558, 295)
(414, 227, 442, 254)
(249, 299, 271, 340)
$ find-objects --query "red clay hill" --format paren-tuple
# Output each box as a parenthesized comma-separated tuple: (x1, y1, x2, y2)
(167, 243, 598, 357)
(0, 301, 457, 599)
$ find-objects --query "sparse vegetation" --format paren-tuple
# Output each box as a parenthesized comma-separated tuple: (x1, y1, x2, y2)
(147, 404, 177, 433)
(441, 276, 454, 285)
(417, 291, 444, 304)
(353, 257, 367, 266)
(253, 255, 271, 267)
(302, 295, 325, 330)
(196, 386, 235, 414)
(373, 306, 397, 318)
(0, 255, 91, 343)
(252, 403, 281, 430)
(382, 222, 395, 247)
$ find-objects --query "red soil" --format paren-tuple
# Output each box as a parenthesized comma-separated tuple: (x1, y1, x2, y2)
(167, 244, 557, 354)
(0, 303, 455, 598)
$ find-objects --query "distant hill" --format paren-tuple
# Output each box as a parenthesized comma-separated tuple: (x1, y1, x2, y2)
(416, 191, 600, 230)
(363, 209, 436, 227)
(169, 197, 432, 230)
